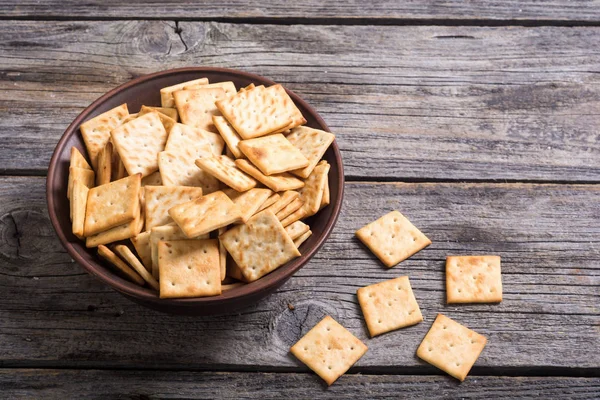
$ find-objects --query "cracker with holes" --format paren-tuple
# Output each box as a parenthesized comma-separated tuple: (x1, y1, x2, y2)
(235, 159, 304, 192)
(158, 151, 220, 194)
(84, 174, 141, 236)
(166, 123, 224, 157)
(287, 126, 335, 178)
(357, 276, 423, 337)
(220, 210, 300, 282)
(158, 239, 221, 298)
(446, 255, 502, 303)
(416, 314, 487, 381)
(290, 315, 368, 386)
(169, 190, 242, 238)
(144, 185, 204, 230)
(111, 112, 168, 177)
(160, 77, 209, 108)
(238, 134, 309, 176)
(356, 210, 431, 268)
(195, 154, 257, 192)
(174, 87, 228, 132)
(150, 225, 209, 279)
(79, 103, 129, 170)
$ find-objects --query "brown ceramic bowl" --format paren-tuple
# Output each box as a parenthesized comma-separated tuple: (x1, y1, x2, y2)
(46, 67, 343, 315)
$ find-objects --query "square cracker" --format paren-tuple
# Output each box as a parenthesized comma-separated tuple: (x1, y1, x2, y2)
(79, 103, 129, 170)
(195, 154, 256, 192)
(219, 210, 300, 282)
(287, 126, 335, 179)
(357, 276, 423, 337)
(114, 245, 160, 291)
(166, 123, 224, 157)
(71, 180, 89, 239)
(224, 187, 273, 223)
(158, 239, 221, 298)
(355, 210, 431, 268)
(169, 190, 242, 238)
(293, 229, 311, 248)
(158, 151, 220, 194)
(213, 115, 244, 159)
(131, 231, 152, 272)
(85, 205, 143, 247)
(150, 224, 209, 279)
(285, 220, 309, 241)
(84, 174, 141, 236)
(446, 255, 502, 303)
(67, 166, 94, 201)
(290, 315, 368, 386)
(264, 190, 300, 215)
(416, 314, 487, 381)
(216, 84, 304, 139)
(160, 77, 209, 108)
(138, 108, 177, 134)
(70, 147, 91, 170)
(111, 112, 168, 177)
(235, 159, 304, 192)
(298, 161, 330, 217)
(144, 185, 204, 230)
(174, 87, 227, 132)
(238, 134, 309, 176)
(97, 245, 144, 285)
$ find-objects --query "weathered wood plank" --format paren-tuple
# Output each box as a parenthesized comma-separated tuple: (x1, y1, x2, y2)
(2, 369, 599, 399)
(2, 21, 600, 181)
(2, 1, 600, 22)
(0, 176, 598, 370)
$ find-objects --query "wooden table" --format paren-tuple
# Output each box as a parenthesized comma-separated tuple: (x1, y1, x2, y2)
(1, 2, 599, 398)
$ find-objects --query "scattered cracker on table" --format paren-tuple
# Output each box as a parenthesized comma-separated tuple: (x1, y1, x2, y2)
(290, 315, 368, 386)
(355, 210, 431, 268)
(238, 133, 309, 176)
(416, 314, 487, 381)
(357, 276, 423, 337)
(446, 255, 502, 303)
(158, 239, 221, 298)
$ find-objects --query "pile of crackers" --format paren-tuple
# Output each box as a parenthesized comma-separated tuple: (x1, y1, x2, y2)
(68, 78, 335, 298)
(290, 211, 502, 385)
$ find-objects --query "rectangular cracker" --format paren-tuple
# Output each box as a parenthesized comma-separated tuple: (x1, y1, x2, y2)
(70, 147, 92, 170)
(174, 87, 228, 132)
(293, 229, 312, 248)
(150, 224, 209, 280)
(114, 245, 159, 290)
(160, 77, 209, 108)
(97, 244, 144, 285)
(111, 112, 168, 177)
(144, 185, 204, 230)
(79, 103, 129, 170)
(144, 106, 179, 121)
(235, 159, 304, 192)
(298, 161, 330, 217)
(131, 230, 152, 272)
(86, 206, 143, 248)
(446, 255, 502, 303)
(285, 221, 309, 241)
(213, 115, 244, 158)
(257, 193, 280, 213)
(264, 190, 299, 215)
(219, 210, 300, 282)
(141, 171, 162, 186)
(216, 84, 303, 139)
(290, 315, 368, 386)
(281, 206, 308, 228)
(224, 187, 273, 223)
(238, 134, 309, 175)
(416, 314, 487, 381)
(195, 154, 256, 192)
(357, 276, 423, 337)
(166, 123, 225, 157)
(287, 126, 335, 179)
(168, 190, 242, 238)
(67, 166, 94, 201)
(71, 180, 89, 239)
(84, 174, 141, 236)
(96, 141, 112, 186)
(158, 239, 221, 298)
(355, 210, 431, 268)
(275, 198, 304, 221)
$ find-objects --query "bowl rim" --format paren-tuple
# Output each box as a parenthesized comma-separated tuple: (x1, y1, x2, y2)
(46, 66, 344, 307)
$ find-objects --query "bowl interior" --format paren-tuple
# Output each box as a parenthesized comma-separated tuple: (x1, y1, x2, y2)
(47, 68, 343, 309)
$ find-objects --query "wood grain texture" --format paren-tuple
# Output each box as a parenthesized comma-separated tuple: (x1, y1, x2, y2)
(0, 176, 598, 370)
(2, 369, 599, 399)
(2, 1, 600, 22)
(2, 21, 600, 181)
